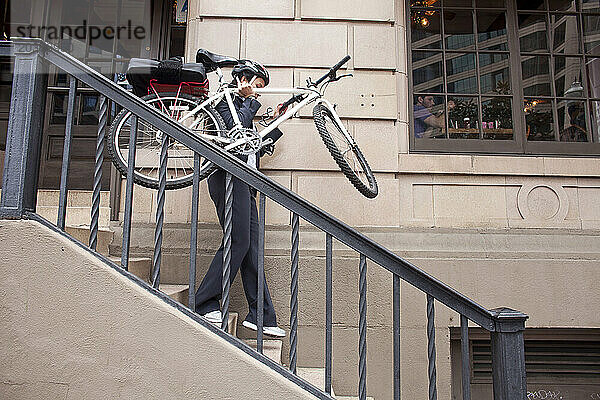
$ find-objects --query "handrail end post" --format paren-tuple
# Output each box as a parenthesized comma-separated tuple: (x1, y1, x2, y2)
(0, 40, 47, 219)
(489, 307, 528, 400)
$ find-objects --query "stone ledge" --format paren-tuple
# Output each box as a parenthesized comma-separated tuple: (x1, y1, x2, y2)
(398, 154, 600, 177)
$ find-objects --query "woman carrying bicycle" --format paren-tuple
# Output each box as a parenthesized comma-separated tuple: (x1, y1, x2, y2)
(194, 59, 286, 338)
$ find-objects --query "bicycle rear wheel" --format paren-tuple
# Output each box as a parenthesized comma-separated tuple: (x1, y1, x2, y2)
(313, 103, 378, 198)
(107, 93, 226, 190)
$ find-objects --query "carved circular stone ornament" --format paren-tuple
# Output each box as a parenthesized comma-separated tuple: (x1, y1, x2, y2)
(517, 184, 569, 222)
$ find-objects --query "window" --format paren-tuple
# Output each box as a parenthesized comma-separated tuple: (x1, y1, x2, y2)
(450, 328, 600, 399)
(408, 0, 600, 155)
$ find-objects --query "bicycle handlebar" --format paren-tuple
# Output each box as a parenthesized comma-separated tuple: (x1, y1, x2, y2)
(315, 55, 351, 86)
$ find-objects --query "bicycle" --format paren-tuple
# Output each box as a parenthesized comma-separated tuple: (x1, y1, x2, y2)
(108, 50, 378, 198)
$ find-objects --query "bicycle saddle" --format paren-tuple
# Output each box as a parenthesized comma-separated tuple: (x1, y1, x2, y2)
(196, 48, 238, 72)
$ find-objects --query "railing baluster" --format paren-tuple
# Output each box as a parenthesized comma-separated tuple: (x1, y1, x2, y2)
(151, 134, 168, 288)
(358, 254, 367, 400)
(257, 192, 266, 352)
(57, 76, 77, 231)
(89, 95, 107, 251)
(393, 274, 401, 400)
(325, 233, 333, 395)
(460, 315, 471, 400)
(426, 294, 438, 400)
(188, 152, 201, 310)
(120, 114, 138, 271)
(290, 212, 299, 374)
(221, 172, 233, 332)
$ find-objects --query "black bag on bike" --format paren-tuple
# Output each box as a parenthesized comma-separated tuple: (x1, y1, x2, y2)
(126, 58, 208, 97)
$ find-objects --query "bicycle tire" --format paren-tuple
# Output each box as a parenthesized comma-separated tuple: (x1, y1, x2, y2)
(107, 93, 226, 190)
(313, 103, 378, 198)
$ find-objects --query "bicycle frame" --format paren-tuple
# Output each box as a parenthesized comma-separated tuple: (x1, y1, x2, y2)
(177, 66, 356, 153)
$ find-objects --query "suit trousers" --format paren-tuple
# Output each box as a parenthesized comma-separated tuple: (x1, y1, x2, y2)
(194, 169, 278, 326)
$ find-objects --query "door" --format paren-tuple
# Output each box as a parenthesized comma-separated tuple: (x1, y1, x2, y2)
(38, 0, 154, 190)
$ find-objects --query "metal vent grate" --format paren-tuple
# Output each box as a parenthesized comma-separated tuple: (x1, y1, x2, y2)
(461, 329, 600, 383)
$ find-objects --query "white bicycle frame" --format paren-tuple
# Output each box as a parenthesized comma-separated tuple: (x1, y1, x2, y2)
(177, 66, 356, 153)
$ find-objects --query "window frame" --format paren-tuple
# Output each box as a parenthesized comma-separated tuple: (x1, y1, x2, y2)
(406, 0, 600, 156)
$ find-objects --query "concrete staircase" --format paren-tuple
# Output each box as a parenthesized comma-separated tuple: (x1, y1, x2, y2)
(105, 224, 374, 399)
(30, 189, 373, 398)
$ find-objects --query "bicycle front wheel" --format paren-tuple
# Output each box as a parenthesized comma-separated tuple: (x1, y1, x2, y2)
(313, 103, 378, 198)
(107, 93, 226, 190)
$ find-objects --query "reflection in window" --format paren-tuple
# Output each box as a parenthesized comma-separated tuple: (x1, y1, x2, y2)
(517, 0, 545, 10)
(522, 56, 551, 96)
(79, 95, 99, 125)
(558, 98, 588, 142)
(554, 57, 583, 97)
(552, 15, 581, 54)
(51, 93, 67, 125)
(548, 0, 578, 11)
(477, 11, 508, 51)
(518, 14, 548, 52)
(582, 0, 600, 12)
(448, 96, 480, 139)
(411, 9, 442, 49)
(482, 97, 513, 139)
(525, 99, 556, 141)
(480, 53, 511, 94)
(447, 53, 478, 94)
(410, 0, 599, 151)
(412, 51, 444, 93)
(445, 10, 476, 50)
(413, 95, 445, 138)
(583, 15, 600, 55)
(592, 101, 600, 142)
(588, 58, 600, 98)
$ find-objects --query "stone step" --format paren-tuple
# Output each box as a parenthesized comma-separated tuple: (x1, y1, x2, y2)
(109, 256, 152, 283)
(31, 189, 111, 228)
(36, 189, 110, 207)
(200, 312, 238, 337)
(296, 367, 335, 397)
(245, 339, 283, 365)
(37, 205, 111, 229)
(64, 226, 113, 257)
(159, 284, 189, 307)
(335, 397, 374, 400)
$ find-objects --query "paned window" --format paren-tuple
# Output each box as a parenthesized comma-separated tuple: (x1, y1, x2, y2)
(408, 0, 600, 155)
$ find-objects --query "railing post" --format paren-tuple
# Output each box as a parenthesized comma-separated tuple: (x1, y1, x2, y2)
(490, 308, 528, 400)
(0, 40, 47, 219)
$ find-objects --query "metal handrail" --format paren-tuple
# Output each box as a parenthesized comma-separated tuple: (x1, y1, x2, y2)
(4, 38, 501, 331)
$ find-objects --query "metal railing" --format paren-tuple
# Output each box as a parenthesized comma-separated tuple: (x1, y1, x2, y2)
(0, 38, 529, 400)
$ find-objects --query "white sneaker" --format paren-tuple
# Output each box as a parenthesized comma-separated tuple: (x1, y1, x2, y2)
(242, 320, 286, 338)
(202, 310, 222, 324)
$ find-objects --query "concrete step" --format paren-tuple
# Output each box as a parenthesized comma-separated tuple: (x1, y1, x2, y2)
(109, 256, 152, 283)
(200, 312, 239, 337)
(37, 205, 111, 229)
(245, 339, 283, 365)
(335, 397, 374, 400)
(159, 284, 189, 307)
(296, 367, 335, 397)
(64, 226, 113, 257)
(36, 189, 110, 207)
(34, 189, 111, 228)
